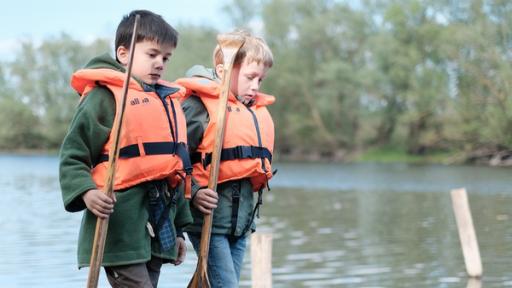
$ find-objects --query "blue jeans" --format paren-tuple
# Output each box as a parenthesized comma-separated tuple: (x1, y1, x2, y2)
(188, 232, 248, 288)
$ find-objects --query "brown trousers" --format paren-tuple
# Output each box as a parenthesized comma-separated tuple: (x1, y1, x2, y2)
(104, 256, 164, 288)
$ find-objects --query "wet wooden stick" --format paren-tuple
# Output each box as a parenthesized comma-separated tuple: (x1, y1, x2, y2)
(450, 188, 483, 278)
(86, 14, 140, 288)
(251, 233, 273, 288)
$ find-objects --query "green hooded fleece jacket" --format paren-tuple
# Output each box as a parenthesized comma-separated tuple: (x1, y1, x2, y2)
(59, 53, 192, 268)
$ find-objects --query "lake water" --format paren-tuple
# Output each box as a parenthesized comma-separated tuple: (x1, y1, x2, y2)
(0, 155, 511, 287)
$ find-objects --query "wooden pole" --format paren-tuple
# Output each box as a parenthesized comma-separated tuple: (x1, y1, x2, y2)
(251, 233, 272, 288)
(187, 34, 245, 288)
(86, 15, 140, 288)
(450, 188, 483, 278)
(466, 278, 482, 288)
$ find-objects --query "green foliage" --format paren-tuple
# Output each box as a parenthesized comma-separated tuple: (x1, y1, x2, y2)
(357, 146, 454, 163)
(5, 34, 110, 148)
(165, 25, 218, 80)
(0, 97, 43, 149)
(262, 0, 371, 154)
(224, 0, 259, 29)
(439, 0, 512, 153)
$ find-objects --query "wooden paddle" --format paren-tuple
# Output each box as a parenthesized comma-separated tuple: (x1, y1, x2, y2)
(86, 14, 140, 288)
(188, 33, 245, 288)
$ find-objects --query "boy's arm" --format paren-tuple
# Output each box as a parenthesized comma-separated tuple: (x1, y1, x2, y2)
(181, 95, 207, 152)
(59, 86, 115, 212)
(182, 95, 207, 200)
(181, 95, 218, 213)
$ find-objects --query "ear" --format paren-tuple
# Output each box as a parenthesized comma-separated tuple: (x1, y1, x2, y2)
(116, 45, 129, 66)
(215, 64, 224, 80)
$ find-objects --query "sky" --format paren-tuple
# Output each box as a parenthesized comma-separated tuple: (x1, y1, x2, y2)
(0, 0, 231, 59)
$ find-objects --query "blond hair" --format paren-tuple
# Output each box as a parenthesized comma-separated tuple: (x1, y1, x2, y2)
(213, 30, 273, 68)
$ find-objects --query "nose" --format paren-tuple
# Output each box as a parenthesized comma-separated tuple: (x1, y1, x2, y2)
(250, 78, 260, 91)
(154, 56, 164, 70)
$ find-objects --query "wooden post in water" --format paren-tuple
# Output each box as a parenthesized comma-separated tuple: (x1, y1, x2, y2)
(251, 233, 272, 288)
(466, 277, 482, 288)
(450, 188, 483, 278)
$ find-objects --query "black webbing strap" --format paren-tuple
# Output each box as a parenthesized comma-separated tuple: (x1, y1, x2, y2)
(198, 145, 272, 168)
(95, 141, 193, 173)
(230, 181, 241, 236)
(190, 151, 202, 165)
(240, 188, 264, 236)
(245, 107, 268, 172)
(175, 142, 193, 174)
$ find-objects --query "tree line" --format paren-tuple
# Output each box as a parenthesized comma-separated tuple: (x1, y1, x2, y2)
(1, 0, 511, 165)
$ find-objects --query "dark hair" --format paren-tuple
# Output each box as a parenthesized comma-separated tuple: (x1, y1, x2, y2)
(115, 10, 178, 51)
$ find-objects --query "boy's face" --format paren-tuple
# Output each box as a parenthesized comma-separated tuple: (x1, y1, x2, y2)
(229, 59, 269, 104)
(117, 40, 174, 85)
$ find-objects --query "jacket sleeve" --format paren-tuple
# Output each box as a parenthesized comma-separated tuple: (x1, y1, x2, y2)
(174, 185, 193, 230)
(181, 95, 209, 198)
(181, 95, 207, 152)
(59, 86, 115, 212)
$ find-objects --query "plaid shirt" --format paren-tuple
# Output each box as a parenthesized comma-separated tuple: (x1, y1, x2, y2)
(149, 182, 176, 251)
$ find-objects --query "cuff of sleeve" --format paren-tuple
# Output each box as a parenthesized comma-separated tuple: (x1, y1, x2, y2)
(64, 184, 97, 212)
(190, 177, 203, 200)
(176, 228, 185, 239)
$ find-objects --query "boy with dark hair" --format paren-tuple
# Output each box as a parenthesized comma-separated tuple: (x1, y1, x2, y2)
(59, 10, 192, 287)
(177, 30, 275, 287)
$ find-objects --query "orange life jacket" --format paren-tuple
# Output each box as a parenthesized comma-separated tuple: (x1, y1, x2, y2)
(71, 68, 192, 196)
(176, 76, 275, 192)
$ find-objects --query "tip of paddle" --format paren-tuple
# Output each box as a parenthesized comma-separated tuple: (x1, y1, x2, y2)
(188, 270, 211, 288)
(217, 34, 245, 49)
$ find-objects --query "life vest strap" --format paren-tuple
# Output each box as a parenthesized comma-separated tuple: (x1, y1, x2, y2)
(230, 181, 241, 236)
(96, 141, 193, 173)
(191, 145, 272, 168)
(240, 188, 264, 236)
(190, 151, 203, 165)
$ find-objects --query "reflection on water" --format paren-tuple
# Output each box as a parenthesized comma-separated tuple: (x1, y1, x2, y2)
(467, 278, 482, 288)
(262, 188, 512, 288)
(1, 155, 511, 287)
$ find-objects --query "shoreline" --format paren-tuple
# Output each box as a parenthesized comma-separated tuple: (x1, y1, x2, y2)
(2, 148, 512, 167)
